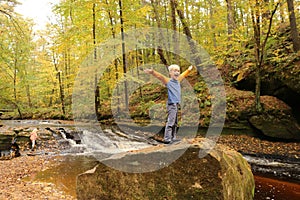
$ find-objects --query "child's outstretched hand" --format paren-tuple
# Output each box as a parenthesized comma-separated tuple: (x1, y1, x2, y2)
(144, 68, 154, 74)
(188, 65, 194, 71)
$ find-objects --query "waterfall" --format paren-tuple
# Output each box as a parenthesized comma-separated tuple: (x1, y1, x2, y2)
(80, 129, 152, 154)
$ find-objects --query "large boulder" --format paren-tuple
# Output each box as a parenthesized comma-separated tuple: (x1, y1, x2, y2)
(248, 96, 300, 140)
(76, 138, 254, 200)
(249, 113, 300, 139)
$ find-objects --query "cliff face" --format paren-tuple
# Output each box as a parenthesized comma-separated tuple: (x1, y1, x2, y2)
(76, 138, 255, 200)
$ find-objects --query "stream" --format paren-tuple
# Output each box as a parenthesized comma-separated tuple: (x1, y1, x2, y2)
(1, 120, 299, 199)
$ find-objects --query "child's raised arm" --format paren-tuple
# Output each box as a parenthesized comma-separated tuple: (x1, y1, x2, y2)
(178, 65, 194, 81)
(144, 68, 169, 85)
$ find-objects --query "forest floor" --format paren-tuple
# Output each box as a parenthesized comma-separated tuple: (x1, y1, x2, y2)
(0, 134, 299, 199)
(217, 134, 300, 160)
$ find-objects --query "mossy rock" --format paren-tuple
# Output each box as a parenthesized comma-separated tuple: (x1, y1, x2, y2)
(76, 138, 254, 200)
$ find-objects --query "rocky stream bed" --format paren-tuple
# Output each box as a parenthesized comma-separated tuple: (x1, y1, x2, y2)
(0, 120, 299, 199)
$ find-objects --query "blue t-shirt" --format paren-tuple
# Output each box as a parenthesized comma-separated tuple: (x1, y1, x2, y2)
(166, 79, 181, 104)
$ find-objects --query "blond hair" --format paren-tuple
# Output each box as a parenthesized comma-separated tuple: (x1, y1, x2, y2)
(168, 64, 180, 71)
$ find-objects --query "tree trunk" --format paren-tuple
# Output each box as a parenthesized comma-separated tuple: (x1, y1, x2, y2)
(57, 70, 66, 116)
(287, 0, 300, 52)
(170, 0, 180, 63)
(250, 0, 262, 112)
(13, 57, 23, 118)
(49, 88, 55, 107)
(53, 54, 66, 116)
(209, 0, 217, 48)
(13, 58, 17, 103)
(93, 3, 100, 120)
(135, 24, 143, 98)
(25, 83, 32, 108)
(93, 3, 97, 61)
(150, 0, 168, 66)
(226, 0, 236, 45)
(106, 0, 120, 115)
(119, 0, 129, 110)
(251, 1, 279, 112)
(172, 0, 202, 67)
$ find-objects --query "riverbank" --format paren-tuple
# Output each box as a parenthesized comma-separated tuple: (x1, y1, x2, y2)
(0, 155, 75, 200)
(217, 134, 299, 161)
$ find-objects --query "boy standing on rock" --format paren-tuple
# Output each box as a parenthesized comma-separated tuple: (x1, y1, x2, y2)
(144, 64, 194, 144)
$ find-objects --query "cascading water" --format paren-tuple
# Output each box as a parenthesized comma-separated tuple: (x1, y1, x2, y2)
(243, 153, 300, 182)
(78, 128, 152, 155)
(1, 120, 153, 156)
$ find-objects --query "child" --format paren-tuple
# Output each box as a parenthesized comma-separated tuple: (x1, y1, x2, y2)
(30, 128, 38, 150)
(144, 64, 194, 144)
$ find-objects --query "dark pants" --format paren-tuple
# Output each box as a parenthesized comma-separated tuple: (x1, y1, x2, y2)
(164, 104, 179, 142)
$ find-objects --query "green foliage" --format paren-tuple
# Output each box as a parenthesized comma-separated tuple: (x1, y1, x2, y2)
(0, 0, 299, 120)
(193, 81, 207, 93)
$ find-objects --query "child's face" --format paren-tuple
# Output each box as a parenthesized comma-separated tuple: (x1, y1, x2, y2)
(169, 68, 180, 79)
